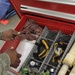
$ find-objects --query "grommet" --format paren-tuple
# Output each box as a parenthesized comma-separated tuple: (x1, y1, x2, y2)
(30, 61, 36, 67)
(50, 68, 54, 75)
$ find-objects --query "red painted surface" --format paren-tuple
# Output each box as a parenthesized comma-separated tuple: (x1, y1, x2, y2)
(1, 0, 75, 52)
(9, 0, 75, 17)
(1, 15, 75, 52)
(0, 16, 27, 53)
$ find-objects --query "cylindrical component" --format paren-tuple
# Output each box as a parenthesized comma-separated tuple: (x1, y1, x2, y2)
(63, 53, 75, 67)
(58, 43, 75, 75)
(69, 66, 75, 75)
(58, 64, 69, 75)
(73, 59, 75, 66)
(69, 59, 75, 75)
(50, 68, 54, 75)
(30, 61, 36, 67)
(69, 43, 75, 54)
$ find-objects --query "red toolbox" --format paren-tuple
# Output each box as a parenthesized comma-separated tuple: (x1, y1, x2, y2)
(1, 0, 75, 75)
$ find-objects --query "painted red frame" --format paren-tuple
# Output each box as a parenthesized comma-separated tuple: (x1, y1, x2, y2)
(9, 0, 75, 23)
(1, 15, 75, 53)
(1, 0, 75, 52)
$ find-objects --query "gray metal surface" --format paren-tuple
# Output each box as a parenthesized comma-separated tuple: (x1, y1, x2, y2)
(17, 26, 75, 75)
(55, 31, 75, 75)
(38, 30, 62, 73)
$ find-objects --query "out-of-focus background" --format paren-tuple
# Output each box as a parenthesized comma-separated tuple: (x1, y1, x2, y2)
(0, 0, 19, 48)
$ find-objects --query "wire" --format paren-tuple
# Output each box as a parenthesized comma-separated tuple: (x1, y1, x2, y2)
(38, 39, 49, 59)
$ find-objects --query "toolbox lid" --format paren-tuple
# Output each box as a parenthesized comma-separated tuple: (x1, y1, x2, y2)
(9, 0, 75, 23)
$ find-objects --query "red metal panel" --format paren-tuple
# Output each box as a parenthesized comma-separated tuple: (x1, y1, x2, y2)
(9, 0, 75, 18)
(1, 0, 75, 52)
(1, 15, 75, 52)
(0, 16, 27, 53)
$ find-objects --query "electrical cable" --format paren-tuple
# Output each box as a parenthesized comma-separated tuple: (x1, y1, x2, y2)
(52, 42, 64, 63)
(38, 39, 49, 59)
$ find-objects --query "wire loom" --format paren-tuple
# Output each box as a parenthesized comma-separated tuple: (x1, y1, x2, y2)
(52, 41, 67, 63)
(34, 39, 50, 60)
